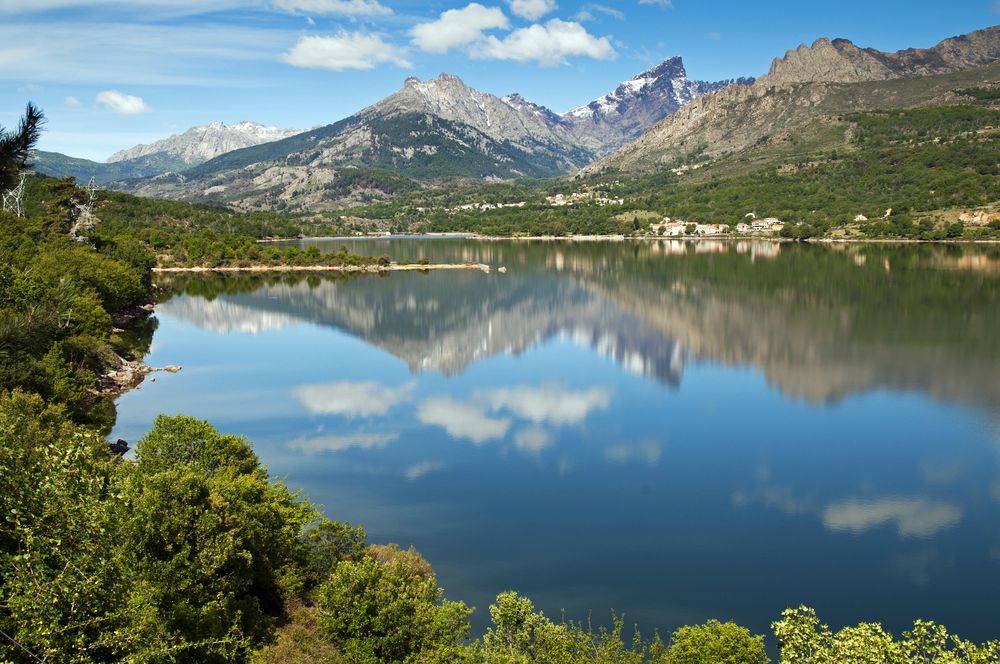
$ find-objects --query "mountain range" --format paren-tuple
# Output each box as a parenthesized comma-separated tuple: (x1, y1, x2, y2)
(32, 56, 747, 201)
(588, 24, 1000, 174)
(29, 24, 1000, 210)
(31, 121, 303, 185)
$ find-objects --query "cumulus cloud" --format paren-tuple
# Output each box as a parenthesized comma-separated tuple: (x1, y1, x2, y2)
(282, 32, 411, 71)
(64, 95, 80, 106)
(273, 0, 392, 15)
(477, 18, 615, 66)
(287, 432, 398, 454)
(410, 3, 509, 54)
(96, 89, 151, 114)
(508, 0, 555, 20)
(294, 380, 414, 418)
(822, 498, 962, 538)
(417, 396, 511, 444)
(481, 383, 611, 425)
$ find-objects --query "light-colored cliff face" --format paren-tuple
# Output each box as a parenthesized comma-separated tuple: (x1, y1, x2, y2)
(377, 74, 573, 151)
(761, 38, 896, 85)
(761, 25, 1000, 85)
(107, 121, 303, 165)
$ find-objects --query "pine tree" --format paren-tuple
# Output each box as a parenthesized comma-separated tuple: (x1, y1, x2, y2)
(0, 102, 45, 191)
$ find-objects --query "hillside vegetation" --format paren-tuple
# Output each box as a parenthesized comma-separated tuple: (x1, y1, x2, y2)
(330, 97, 1000, 240)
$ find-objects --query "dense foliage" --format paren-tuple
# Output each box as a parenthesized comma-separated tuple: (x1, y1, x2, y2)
(0, 181, 152, 431)
(89, 186, 391, 268)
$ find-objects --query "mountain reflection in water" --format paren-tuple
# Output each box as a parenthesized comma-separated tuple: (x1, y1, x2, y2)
(116, 239, 1000, 644)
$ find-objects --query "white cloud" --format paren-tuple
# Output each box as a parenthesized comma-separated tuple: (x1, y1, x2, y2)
(64, 95, 80, 106)
(481, 383, 611, 425)
(514, 427, 553, 453)
(477, 18, 615, 66)
(0, 22, 294, 86)
(417, 396, 511, 444)
(404, 461, 444, 480)
(282, 31, 411, 71)
(638, 0, 672, 6)
(508, 0, 555, 20)
(410, 3, 509, 54)
(96, 89, 151, 114)
(273, 0, 391, 16)
(706, 31, 721, 41)
(822, 498, 962, 538)
(0, 0, 251, 15)
(574, 3, 623, 21)
(287, 432, 398, 454)
(294, 380, 414, 418)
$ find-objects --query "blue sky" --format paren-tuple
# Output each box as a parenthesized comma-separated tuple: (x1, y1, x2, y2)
(1, 0, 997, 161)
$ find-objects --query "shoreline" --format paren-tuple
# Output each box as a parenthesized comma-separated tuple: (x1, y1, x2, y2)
(152, 262, 492, 274)
(264, 233, 1000, 245)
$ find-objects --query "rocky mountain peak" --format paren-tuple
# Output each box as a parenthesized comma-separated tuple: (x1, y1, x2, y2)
(106, 120, 302, 165)
(638, 56, 687, 81)
(558, 55, 752, 155)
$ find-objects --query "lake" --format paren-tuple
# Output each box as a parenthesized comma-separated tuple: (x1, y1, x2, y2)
(113, 238, 1000, 644)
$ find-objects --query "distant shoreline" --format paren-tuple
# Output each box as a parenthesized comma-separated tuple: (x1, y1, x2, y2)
(152, 262, 492, 274)
(265, 233, 1000, 245)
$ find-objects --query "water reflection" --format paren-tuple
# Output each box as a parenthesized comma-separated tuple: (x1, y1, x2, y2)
(821, 498, 962, 538)
(116, 239, 1000, 644)
(159, 241, 1000, 410)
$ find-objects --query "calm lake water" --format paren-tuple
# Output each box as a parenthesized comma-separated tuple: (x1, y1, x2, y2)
(113, 238, 1000, 643)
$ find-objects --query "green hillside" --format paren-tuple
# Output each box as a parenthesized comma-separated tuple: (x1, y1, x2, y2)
(30, 150, 189, 185)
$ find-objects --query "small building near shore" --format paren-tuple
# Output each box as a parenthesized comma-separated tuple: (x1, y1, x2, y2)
(651, 220, 687, 236)
(751, 218, 784, 232)
(695, 223, 728, 236)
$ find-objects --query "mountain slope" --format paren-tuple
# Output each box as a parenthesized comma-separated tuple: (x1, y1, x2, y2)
(180, 74, 595, 183)
(30, 150, 188, 185)
(761, 25, 1000, 85)
(588, 26, 1000, 175)
(561, 57, 753, 155)
(107, 121, 304, 166)
(121, 61, 738, 210)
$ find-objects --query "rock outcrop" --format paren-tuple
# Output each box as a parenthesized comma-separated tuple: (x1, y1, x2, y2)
(762, 26, 1000, 85)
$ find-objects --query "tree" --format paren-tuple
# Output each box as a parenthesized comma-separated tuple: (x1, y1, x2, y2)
(667, 619, 767, 664)
(0, 102, 44, 191)
(317, 548, 472, 663)
(772, 606, 1000, 663)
